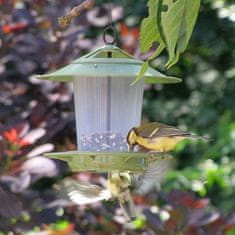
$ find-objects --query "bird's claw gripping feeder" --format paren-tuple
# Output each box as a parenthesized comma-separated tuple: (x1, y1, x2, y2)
(37, 21, 181, 172)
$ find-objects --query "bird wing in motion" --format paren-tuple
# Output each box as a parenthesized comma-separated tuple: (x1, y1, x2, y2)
(54, 178, 112, 205)
(131, 155, 174, 195)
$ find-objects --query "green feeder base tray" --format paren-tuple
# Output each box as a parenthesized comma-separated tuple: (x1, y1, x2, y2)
(45, 151, 173, 172)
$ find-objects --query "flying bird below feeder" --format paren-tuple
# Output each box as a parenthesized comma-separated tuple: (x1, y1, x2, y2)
(37, 44, 181, 153)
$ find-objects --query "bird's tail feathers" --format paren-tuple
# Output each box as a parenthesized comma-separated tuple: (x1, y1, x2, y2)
(188, 134, 210, 141)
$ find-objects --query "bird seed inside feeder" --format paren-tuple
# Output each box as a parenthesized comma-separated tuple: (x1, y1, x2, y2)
(79, 132, 128, 151)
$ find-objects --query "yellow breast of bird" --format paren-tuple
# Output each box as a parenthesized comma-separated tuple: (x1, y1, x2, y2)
(107, 177, 126, 197)
(136, 136, 187, 152)
(107, 174, 131, 197)
(107, 182, 119, 197)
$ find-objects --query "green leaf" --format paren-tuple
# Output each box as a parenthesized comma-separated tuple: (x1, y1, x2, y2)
(140, 0, 164, 53)
(176, 0, 201, 53)
(149, 43, 165, 60)
(133, 217, 146, 229)
(52, 220, 70, 230)
(130, 61, 149, 86)
(160, 0, 201, 68)
(148, 43, 165, 69)
(167, 0, 201, 68)
(138, 0, 201, 81)
(161, 0, 187, 67)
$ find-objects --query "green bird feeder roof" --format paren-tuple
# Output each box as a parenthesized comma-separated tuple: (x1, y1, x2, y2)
(37, 44, 181, 84)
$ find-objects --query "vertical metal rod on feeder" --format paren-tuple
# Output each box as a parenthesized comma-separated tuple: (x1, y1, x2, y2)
(104, 2, 116, 135)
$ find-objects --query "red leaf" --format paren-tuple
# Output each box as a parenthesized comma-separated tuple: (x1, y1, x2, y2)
(119, 23, 139, 54)
(3, 128, 31, 147)
(119, 23, 129, 36)
(167, 190, 209, 209)
(2, 22, 28, 34)
(165, 219, 178, 233)
(3, 128, 18, 142)
(119, 23, 139, 38)
(131, 27, 140, 38)
(184, 226, 202, 235)
(191, 199, 209, 209)
(133, 195, 149, 204)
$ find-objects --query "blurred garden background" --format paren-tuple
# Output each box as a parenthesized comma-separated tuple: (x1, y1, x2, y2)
(0, 0, 235, 234)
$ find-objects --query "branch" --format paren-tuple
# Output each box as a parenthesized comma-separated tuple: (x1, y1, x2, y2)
(58, 0, 95, 27)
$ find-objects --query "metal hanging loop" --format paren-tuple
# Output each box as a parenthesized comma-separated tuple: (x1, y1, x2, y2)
(102, 1, 117, 45)
(102, 25, 117, 45)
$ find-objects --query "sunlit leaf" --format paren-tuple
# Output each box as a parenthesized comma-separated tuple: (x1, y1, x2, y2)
(131, 61, 149, 86)
(140, 0, 163, 53)
(133, 217, 146, 229)
(140, 0, 201, 69)
(161, 0, 201, 68)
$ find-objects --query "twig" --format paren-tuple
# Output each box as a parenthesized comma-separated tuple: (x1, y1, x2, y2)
(58, 0, 95, 27)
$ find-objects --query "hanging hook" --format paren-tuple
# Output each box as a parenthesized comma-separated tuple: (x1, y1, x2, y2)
(103, 25, 117, 45)
(102, 2, 118, 45)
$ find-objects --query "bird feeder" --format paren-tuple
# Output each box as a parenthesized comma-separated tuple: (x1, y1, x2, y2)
(37, 44, 181, 172)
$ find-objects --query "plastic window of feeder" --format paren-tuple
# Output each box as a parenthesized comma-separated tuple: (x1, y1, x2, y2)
(73, 75, 144, 151)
